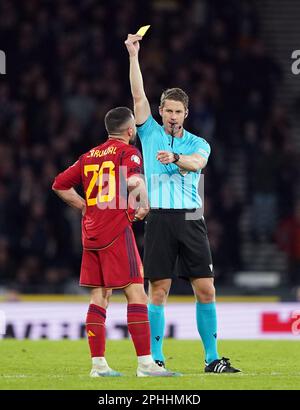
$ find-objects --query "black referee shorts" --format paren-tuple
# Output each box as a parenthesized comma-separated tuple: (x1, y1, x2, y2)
(143, 209, 214, 281)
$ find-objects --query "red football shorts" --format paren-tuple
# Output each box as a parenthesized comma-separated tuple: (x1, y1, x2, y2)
(79, 226, 144, 289)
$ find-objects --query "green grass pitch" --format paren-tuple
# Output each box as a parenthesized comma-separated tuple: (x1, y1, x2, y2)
(0, 339, 299, 390)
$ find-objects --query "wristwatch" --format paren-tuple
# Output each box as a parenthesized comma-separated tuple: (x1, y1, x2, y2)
(173, 153, 180, 163)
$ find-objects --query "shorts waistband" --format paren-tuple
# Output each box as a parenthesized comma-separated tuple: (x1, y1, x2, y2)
(150, 208, 198, 214)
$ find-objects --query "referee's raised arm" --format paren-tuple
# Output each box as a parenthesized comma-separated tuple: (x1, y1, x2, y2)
(125, 34, 151, 125)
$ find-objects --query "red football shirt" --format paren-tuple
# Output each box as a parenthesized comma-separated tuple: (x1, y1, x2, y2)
(52, 139, 143, 249)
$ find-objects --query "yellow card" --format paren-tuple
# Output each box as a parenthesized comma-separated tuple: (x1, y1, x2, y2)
(136, 25, 150, 37)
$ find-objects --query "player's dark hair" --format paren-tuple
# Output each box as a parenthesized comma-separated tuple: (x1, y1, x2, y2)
(160, 88, 189, 111)
(104, 107, 134, 134)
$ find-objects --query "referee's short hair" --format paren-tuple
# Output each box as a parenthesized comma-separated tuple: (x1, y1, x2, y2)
(160, 88, 189, 111)
(105, 107, 134, 134)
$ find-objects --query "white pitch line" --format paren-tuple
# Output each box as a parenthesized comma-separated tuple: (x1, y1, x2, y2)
(1, 372, 300, 379)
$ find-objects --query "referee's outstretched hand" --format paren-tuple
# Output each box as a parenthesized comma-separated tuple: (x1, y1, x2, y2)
(125, 34, 143, 57)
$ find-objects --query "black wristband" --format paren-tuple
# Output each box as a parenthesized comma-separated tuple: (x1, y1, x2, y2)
(173, 153, 180, 163)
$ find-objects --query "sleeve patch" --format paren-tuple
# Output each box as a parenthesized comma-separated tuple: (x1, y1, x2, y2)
(130, 154, 141, 165)
(198, 148, 209, 158)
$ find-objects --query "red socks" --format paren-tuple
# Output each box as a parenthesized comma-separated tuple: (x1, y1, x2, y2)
(86, 304, 106, 357)
(127, 304, 151, 356)
(86, 303, 151, 358)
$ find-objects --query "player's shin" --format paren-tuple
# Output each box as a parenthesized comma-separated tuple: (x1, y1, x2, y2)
(127, 304, 151, 359)
(196, 301, 219, 364)
(148, 304, 165, 362)
(86, 304, 106, 358)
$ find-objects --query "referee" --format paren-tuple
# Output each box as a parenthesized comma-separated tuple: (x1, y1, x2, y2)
(125, 33, 240, 373)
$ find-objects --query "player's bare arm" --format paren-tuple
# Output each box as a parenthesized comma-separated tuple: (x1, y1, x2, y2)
(125, 34, 151, 125)
(127, 174, 150, 221)
(52, 187, 86, 215)
(156, 151, 207, 172)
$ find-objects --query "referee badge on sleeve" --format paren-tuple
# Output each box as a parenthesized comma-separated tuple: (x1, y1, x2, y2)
(198, 148, 209, 159)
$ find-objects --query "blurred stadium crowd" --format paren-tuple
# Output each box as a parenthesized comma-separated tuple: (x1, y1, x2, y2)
(0, 0, 299, 294)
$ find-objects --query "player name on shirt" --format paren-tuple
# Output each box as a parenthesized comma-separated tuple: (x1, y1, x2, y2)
(87, 146, 117, 158)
